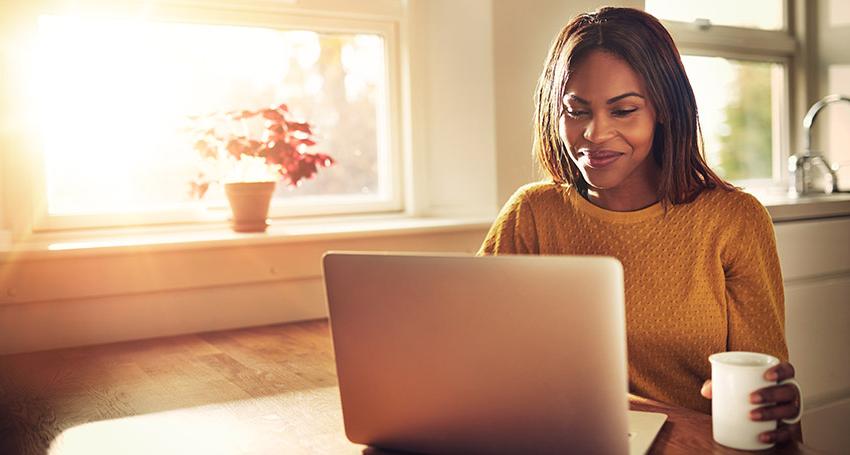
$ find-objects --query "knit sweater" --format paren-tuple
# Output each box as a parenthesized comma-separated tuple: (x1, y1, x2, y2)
(477, 182, 788, 414)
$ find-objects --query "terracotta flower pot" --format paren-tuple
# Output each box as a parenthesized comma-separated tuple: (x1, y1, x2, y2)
(224, 181, 276, 233)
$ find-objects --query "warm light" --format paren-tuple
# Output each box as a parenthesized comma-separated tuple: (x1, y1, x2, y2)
(34, 15, 295, 214)
(32, 15, 387, 218)
(341, 35, 384, 103)
(47, 388, 348, 454)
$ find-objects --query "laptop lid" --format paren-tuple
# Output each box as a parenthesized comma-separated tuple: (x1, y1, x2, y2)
(323, 252, 630, 454)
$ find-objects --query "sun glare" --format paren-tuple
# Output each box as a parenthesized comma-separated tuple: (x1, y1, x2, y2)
(32, 14, 386, 218)
(34, 15, 288, 214)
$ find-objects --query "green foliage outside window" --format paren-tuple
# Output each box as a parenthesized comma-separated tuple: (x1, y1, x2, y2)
(714, 63, 773, 180)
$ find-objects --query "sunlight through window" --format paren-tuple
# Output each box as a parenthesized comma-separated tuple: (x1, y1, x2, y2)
(35, 15, 389, 216)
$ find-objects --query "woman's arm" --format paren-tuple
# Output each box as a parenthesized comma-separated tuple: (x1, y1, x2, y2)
(717, 193, 801, 444)
(722, 194, 787, 359)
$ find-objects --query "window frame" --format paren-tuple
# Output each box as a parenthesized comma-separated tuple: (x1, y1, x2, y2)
(652, 0, 796, 188)
(5, 0, 405, 233)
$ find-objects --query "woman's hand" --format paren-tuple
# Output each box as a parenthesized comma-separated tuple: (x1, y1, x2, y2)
(701, 362, 802, 444)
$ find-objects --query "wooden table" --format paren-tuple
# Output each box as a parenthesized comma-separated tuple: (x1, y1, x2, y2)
(0, 320, 819, 454)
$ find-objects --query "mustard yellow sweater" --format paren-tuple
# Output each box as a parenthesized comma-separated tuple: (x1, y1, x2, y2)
(478, 182, 788, 414)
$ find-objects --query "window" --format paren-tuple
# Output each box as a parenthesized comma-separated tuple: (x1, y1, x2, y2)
(683, 56, 784, 180)
(646, 0, 794, 185)
(18, 2, 402, 230)
(646, 0, 784, 30)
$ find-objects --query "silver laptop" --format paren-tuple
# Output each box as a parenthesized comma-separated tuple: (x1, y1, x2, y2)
(322, 252, 666, 454)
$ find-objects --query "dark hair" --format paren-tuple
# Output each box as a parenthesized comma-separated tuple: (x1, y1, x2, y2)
(533, 7, 733, 204)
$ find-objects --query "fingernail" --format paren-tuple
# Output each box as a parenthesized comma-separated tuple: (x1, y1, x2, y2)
(750, 393, 763, 403)
(760, 434, 773, 443)
(766, 371, 778, 381)
(750, 410, 763, 420)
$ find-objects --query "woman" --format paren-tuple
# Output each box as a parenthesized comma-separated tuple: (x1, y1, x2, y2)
(478, 7, 801, 445)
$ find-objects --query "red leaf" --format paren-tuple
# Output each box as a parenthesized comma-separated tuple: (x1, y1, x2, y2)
(267, 123, 286, 136)
(226, 138, 246, 158)
(247, 139, 263, 153)
(262, 109, 284, 122)
(189, 180, 209, 199)
(288, 121, 312, 134)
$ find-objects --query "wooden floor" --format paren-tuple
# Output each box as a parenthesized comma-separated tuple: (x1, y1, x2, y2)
(0, 320, 339, 455)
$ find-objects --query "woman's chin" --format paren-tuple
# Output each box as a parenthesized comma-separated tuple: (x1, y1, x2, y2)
(581, 174, 621, 191)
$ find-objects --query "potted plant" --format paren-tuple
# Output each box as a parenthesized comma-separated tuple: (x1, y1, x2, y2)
(188, 103, 334, 232)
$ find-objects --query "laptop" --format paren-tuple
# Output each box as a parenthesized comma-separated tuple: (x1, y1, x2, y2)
(322, 252, 666, 454)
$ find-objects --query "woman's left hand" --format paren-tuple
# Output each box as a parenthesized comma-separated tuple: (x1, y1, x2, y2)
(749, 361, 802, 444)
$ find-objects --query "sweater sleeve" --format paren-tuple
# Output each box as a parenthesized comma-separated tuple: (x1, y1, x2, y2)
(477, 185, 540, 256)
(722, 194, 789, 362)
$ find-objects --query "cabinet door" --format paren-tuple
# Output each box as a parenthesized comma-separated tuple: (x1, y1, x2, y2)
(785, 275, 850, 405)
(774, 217, 850, 281)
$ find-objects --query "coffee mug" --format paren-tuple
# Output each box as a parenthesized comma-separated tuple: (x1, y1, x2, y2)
(709, 351, 803, 451)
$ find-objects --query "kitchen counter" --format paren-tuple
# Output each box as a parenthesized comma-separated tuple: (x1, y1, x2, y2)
(747, 189, 850, 222)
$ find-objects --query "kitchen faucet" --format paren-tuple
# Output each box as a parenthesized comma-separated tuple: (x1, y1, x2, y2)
(790, 94, 846, 195)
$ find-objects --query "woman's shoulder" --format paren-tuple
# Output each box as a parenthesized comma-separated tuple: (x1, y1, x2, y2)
(689, 187, 771, 223)
(508, 181, 570, 206)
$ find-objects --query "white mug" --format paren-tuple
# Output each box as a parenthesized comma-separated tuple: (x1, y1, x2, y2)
(709, 351, 803, 451)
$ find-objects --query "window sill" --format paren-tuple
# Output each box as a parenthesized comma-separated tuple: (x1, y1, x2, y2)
(1, 214, 495, 262)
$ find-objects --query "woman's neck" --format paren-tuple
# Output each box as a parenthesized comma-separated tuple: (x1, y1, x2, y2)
(584, 167, 661, 212)
(586, 187, 658, 211)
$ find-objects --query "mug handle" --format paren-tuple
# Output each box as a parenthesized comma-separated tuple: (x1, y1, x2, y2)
(779, 378, 803, 424)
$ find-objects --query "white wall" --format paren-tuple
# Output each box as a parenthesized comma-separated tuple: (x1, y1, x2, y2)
(0, 229, 487, 353)
(419, 0, 499, 217)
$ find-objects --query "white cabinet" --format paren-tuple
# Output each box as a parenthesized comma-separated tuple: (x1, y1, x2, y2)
(774, 216, 850, 452)
(785, 276, 850, 402)
(775, 217, 850, 282)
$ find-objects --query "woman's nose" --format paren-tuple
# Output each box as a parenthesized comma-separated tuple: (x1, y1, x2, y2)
(583, 114, 615, 143)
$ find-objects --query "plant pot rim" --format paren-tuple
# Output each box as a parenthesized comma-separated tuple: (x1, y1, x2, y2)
(224, 181, 277, 187)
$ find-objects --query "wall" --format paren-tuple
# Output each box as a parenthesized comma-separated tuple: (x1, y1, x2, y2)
(419, 0, 498, 217)
(0, 228, 487, 354)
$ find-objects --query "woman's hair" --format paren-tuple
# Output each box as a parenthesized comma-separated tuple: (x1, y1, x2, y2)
(534, 7, 733, 203)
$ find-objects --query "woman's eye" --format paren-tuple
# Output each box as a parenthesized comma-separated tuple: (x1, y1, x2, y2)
(565, 109, 589, 118)
(612, 108, 638, 117)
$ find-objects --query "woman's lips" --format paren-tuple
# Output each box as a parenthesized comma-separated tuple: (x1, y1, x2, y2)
(579, 150, 624, 169)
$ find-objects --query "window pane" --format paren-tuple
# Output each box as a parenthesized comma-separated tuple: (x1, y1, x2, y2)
(35, 15, 389, 216)
(646, 0, 784, 30)
(683, 56, 780, 180)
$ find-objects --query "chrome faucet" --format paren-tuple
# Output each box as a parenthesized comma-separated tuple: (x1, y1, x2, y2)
(790, 94, 846, 195)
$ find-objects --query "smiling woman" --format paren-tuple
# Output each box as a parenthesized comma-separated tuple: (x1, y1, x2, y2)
(480, 6, 803, 448)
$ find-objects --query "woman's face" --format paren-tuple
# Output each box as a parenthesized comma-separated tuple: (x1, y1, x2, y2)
(559, 50, 659, 192)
